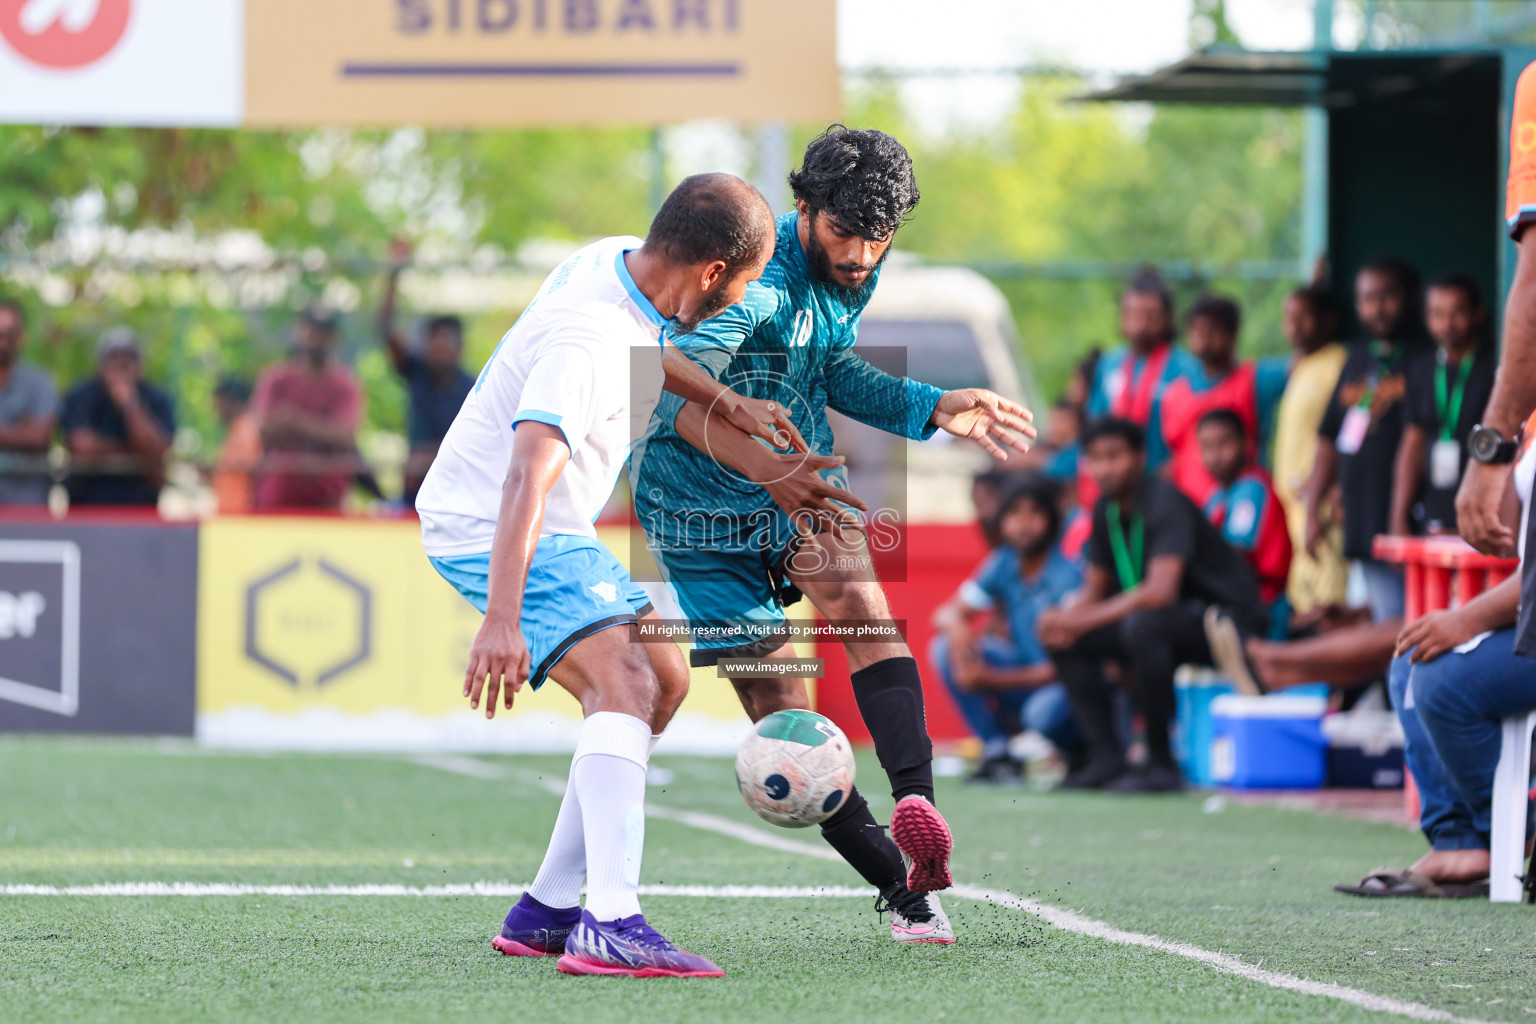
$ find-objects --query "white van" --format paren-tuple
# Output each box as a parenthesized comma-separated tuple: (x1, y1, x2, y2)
(829, 260, 1042, 523)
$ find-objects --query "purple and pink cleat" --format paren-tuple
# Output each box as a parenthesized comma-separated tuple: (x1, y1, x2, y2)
(556, 909, 724, 978)
(890, 795, 954, 893)
(491, 893, 581, 958)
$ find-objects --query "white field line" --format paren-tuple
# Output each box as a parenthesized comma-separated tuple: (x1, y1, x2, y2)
(409, 754, 1505, 1024)
(1, 882, 868, 899)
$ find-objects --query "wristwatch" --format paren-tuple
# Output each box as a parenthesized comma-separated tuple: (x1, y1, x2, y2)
(1467, 425, 1519, 465)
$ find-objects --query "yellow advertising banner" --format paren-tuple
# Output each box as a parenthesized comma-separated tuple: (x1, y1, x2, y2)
(196, 516, 752, 752)
(245, 0, 839, 127)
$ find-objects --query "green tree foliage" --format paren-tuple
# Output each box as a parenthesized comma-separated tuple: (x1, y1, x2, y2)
(840, 77, 1303, 398)
(0, 85, 1304, 468)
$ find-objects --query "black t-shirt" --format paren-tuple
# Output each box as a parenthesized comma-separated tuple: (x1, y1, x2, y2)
(60, 377, 177, 506)
(1086, 477, 1267, 632)
(1317, 336, 1432, 560)
(1402, 342, 1496, 532)
(397, 354, 473, 449)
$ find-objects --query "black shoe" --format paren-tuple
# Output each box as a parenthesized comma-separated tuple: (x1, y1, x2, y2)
(1059, 754, 1127, 790)
(965, 754, 1024, 787)
(874, 882, 934, 924)
(1104, 762, 1184, 794)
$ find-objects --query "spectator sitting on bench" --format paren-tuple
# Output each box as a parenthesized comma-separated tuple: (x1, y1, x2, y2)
(1336, 431, 1536, 898)
(931, 475, 1084, 785)
(1197, 408, 1292, 637)
(1038, 416, 1267, 793)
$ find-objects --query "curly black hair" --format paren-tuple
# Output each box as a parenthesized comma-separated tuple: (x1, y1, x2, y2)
(788, 125, 919, 240)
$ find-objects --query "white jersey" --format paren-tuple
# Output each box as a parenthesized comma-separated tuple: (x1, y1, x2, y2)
(416, 236, 667, 557)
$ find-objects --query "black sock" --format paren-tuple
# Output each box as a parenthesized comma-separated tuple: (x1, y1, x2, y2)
(819, 786, 905, 891)
(850, 656, 935, 804)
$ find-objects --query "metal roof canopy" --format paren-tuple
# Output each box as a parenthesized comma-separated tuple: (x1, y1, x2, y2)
(1078, 45, 1525, 338)
(1078, 48, 1496, 108)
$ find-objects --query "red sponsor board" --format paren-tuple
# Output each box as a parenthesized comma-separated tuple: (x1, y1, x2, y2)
(0, 0, 132, 69)
(815, 523, 990, 744)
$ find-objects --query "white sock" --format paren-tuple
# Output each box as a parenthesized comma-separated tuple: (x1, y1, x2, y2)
(525, 777, 585, 909)
(573, 711, 652, 922)
(649, 733, 663, 757)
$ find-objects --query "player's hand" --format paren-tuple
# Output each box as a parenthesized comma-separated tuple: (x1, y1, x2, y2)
(1395, 606, 1477, 664)
(718, 391, 808, 453)
(754, 452, 869, 536)
(1456, 460, 1516, 557)
(930, 388, 1036, 460)
(464, 613, 529, 719)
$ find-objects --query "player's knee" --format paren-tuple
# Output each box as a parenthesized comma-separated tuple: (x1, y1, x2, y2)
(591, 643, 663, 720)
(654, 652, 690, 710)
(813, 580, 887, 622)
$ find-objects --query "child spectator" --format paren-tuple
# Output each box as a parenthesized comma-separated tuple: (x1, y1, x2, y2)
(1306, 258, 1430, 622)
(1159, 294, 1289, 508)
(1039, 417, 1266, 793)
(0, 299, 57, 506)
(211, 376, 261, 514)
(1197, 409, 1292, 632)
(62, 328, 175, 507)
(379, 238, 474, 505)
(931, 476, 1084, 784)
(1390, 273, 1496, 537)
(1272, 285, 1349, 615)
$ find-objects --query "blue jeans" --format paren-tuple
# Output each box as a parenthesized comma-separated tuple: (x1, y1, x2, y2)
(1393, 627, 1536, 850)
(930, 635, 1081, 756)
(1358, 559, 1406, 623)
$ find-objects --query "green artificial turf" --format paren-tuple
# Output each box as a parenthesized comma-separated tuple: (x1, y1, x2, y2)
(0, 737, 1532, 1024)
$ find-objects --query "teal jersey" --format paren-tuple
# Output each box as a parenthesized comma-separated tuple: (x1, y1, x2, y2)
(630, 211, 944, 552)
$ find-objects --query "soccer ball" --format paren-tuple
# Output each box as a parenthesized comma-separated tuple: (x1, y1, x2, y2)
(735, 709, 856, 828)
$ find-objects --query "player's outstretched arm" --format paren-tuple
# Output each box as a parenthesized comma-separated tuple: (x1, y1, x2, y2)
(378, 236, 412, 375)
(465, 422, 570, 720)
(671, 400, 867, 532)
(662, 343, 806, 453)
(930, 388, 1037, 460)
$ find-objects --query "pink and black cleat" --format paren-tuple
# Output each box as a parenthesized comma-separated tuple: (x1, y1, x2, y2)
(557, 910, 724, 978)
(890, 795, 954, 893)
(492, 893, 581, 957)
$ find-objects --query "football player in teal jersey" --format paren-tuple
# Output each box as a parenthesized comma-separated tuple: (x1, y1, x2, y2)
(631, 127, 1036, 944)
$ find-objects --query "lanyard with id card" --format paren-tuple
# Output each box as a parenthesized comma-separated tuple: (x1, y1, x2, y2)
(1430, 352, 1473, 490)
(1106, 502, 1144, 592)
(1336, 343, 1398, 455)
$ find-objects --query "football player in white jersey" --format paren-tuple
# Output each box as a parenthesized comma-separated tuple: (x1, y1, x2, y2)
(417, 173, 780, 978)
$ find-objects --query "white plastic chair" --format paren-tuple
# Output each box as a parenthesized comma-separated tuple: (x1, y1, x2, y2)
(1489, 709, 1536, 903)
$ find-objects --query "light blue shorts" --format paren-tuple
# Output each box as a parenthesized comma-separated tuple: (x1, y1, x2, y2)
(430, 535, 653, 690)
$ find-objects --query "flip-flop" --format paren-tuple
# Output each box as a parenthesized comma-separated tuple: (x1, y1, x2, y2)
(1203, 607, 1265, 696)
(1334, 866, 1490, 899)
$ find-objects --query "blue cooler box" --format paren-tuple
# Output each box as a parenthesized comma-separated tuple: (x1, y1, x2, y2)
(1210, 694, 1328, 790)
(1174, 667, 1234, 786)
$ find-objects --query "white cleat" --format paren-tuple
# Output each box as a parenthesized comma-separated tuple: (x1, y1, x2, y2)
(880, 887, 956, 945)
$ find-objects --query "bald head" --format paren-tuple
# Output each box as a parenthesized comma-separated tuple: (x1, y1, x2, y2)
(645, 172, 775, 278)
